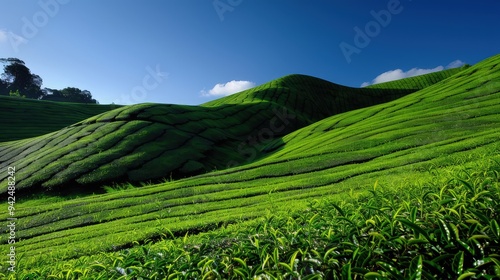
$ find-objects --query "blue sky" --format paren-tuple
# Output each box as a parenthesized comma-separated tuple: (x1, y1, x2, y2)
(1, 0, 499, 105)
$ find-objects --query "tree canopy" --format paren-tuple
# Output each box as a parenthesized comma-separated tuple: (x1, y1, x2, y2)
(0, 58, 43, 99)
(0, 58, 98, 104)
(42, 87, 97, 104)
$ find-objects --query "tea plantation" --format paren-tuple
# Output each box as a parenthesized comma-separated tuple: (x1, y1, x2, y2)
(0, 54, 498, 279)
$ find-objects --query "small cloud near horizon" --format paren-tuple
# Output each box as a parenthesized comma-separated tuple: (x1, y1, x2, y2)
(361, 59, 465, 87)
(201, 80, 256, 97)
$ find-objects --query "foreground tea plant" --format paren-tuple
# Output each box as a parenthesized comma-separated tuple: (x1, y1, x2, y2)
(9, 164, 498, 279)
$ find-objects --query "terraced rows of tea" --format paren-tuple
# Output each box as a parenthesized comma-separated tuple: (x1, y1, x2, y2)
(0, 74, 428, 195)
(0, 54, 499, 277)
(0, 96, 118, 142)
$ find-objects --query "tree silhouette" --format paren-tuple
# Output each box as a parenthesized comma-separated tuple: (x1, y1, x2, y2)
(0, 58, 43, 99)
(42, 87, 97, 104)
(0, 78, 8, 96)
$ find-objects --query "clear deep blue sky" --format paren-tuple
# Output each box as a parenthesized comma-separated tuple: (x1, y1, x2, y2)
(1, 1, 499, 105)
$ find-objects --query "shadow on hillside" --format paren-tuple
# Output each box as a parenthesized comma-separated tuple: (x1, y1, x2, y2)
(193, 87, 417, 176)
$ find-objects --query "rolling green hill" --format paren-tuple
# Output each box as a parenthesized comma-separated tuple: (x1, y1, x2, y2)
(0, 71, 463, 195)
(0, 55, 498, 278)
(0, 96, 119, 142)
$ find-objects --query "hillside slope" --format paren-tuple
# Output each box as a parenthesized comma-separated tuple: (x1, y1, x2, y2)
(1, 54, 498, 274)
(0, 96, 118, 142)
(0, 74, 440, 194)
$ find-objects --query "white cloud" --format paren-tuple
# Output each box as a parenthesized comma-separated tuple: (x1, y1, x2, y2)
(361, 59, 465, 87)
(447, 59, 465, 69)
(201, 80, 256, 97)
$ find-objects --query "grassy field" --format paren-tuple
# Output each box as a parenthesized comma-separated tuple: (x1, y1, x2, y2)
(0, 55, 498, 279)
